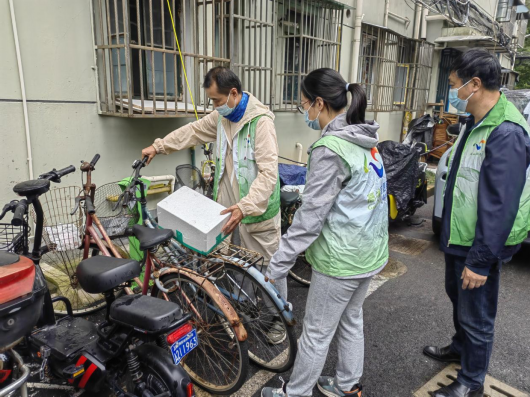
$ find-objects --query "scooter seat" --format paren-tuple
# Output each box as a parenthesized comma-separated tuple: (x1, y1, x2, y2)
(110, 294, 187, 333)
(77, 256, 141, 294)
(280, 191, 300, 207)
(132, 225, 173, 251)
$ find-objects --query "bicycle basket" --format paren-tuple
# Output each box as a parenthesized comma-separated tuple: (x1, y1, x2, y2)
(0, 222, 27, 253)
(175, 164, 207, 195)
(94, 182, 140, 237)
(34, 186, 84, 252)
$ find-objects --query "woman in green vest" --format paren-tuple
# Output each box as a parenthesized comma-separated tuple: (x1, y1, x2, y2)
(262, 68, 389, 397)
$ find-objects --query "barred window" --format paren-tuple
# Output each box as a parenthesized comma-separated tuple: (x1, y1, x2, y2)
(92, 0, 273, 117)
(359, 24, 434, 113)
(274, 0, 346, 112)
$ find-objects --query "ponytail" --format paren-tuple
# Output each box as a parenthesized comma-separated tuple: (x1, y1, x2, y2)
(345, 83, 366, 125)
(301, 68, 367, 126)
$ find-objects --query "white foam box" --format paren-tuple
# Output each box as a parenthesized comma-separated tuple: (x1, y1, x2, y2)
(157, 186, 230, 255)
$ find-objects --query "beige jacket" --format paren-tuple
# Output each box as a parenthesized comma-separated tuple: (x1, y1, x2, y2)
(152, 93, 279, 218)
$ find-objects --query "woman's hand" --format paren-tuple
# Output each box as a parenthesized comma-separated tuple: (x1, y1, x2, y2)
(264, 276, 275, 284)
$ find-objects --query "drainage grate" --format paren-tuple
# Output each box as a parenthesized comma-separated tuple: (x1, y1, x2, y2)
(414, 364, 529, 397)
(389, 234, 431, 256)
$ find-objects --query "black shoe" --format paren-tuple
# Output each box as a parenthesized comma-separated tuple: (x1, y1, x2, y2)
(423, 345, 461, 363)
(429, 380, 484, 397)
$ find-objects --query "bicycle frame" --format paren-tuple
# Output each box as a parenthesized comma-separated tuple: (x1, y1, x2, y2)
(127, 162, 295, 326)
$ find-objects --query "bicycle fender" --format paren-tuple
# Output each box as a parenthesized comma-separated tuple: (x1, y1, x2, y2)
(151, 268, 248, 342)
(244, 266, 295, 326)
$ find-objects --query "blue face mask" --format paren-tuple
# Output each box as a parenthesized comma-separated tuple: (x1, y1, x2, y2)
(448, 79, 474, 113)
(304, 102, 321, 130)
(216, 94, 235, 117)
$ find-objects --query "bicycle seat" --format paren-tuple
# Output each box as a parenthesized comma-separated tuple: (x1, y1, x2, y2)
(110, 294, 187, 333)
(76, 256, 141, 294)
(13, 180, 50, 197)
(132, 225, 173, 251)
(280, 191, 300, 207)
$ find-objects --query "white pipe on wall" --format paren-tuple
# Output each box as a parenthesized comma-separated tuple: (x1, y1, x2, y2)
(295, 143, 303, 163)
(9, 0, 34, 180)
(384, 0, 390, 27)
(421, 7, 428, 39)
(350, 0, 363, 83)
(413, 3, 422, 39)
(388, 12, 410, 28)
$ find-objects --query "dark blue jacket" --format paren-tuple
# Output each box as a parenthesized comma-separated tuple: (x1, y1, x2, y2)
(440, 116, 530, 276)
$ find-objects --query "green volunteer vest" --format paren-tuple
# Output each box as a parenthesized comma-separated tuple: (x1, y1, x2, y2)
(212, 115, 280, 224)
(446, 93, 530, 246)
(305, 135, 389, 277)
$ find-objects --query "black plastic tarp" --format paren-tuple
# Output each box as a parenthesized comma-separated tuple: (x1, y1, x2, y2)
(377, 140, 420, 212)
(278, 164, 307, 186)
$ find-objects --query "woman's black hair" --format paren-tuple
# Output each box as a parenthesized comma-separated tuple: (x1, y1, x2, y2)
(300, 68, 367, 125)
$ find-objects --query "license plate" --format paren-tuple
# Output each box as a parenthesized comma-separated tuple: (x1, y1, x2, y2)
(170, 329, 199, 365)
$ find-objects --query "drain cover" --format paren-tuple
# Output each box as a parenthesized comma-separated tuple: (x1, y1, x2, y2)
(414, 364, 529, 397)
(389, 234, 431, 256)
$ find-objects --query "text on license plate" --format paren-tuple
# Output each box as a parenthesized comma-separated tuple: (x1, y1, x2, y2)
(170, 329, 199, 365)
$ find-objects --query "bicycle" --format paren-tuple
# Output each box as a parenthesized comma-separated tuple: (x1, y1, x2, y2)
(280, 190, 312, 286)
(34, 155, 134, 315)
(118, 158, 298, 375)
(108, 158, 251, 395)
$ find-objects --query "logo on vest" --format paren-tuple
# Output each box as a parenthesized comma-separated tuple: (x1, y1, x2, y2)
(364, 148, 384, 178)
(474, 139, 486, 151)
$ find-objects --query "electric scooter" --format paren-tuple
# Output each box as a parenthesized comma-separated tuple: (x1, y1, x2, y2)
(0, 165, 196, 397)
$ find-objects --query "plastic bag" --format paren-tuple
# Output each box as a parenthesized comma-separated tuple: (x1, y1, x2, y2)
(377, 140, 420, 212)
(403, 114, 435, 149)
(278, 164, 307, 187)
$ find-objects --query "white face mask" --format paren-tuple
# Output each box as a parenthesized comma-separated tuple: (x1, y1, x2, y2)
(449, 79, 474, 113)
(216, 95, 235, 117)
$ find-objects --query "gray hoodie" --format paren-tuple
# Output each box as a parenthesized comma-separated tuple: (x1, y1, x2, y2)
(267, 114, 385, 287)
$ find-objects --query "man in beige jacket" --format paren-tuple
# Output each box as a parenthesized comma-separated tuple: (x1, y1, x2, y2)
(142, 67, 281, 268)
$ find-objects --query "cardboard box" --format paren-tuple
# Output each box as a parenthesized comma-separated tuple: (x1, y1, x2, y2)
(157, 187, 230, 255)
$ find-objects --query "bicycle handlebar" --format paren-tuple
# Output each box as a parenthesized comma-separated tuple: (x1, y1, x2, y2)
(12, 200, 28, 227)
(0, 201, 18, 221)
(90, 154, 101, 168)
(39, 165, 76, 183)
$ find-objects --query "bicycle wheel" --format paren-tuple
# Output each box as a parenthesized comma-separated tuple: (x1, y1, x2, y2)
(43, 242, 129, 316)
(157, 272, 249, 395)
(215, 263, 297, 372)
(288, 253, 312, 286)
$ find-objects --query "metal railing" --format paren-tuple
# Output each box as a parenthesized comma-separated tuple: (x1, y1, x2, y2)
(358, 24, 434, 113)
(92, 0, 231, 117)
(92, 0, 347, 117)
(274, 0, 344, 112)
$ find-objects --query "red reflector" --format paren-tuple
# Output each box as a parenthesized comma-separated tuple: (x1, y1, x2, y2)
(0, 370, 12, 384)
(186, 381, 195, 397)
(167, 323, 193, 345)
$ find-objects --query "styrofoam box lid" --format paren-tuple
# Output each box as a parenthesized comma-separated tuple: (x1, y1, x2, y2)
(157, 187, 229, 233)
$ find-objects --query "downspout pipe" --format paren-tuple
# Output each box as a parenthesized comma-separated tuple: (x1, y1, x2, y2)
(350, 0, 363, 83)
(413, 3, 422, 40)
(384, 0, 390, 27)
(421, 7, 428, 39)
(9, 0, 34, 180)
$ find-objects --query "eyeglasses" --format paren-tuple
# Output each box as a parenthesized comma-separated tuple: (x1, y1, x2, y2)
(297, 100, 312, 114)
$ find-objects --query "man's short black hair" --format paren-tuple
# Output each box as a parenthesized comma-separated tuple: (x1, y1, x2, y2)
(203, 67, 242, 95)
(450, 49, 501, 91)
